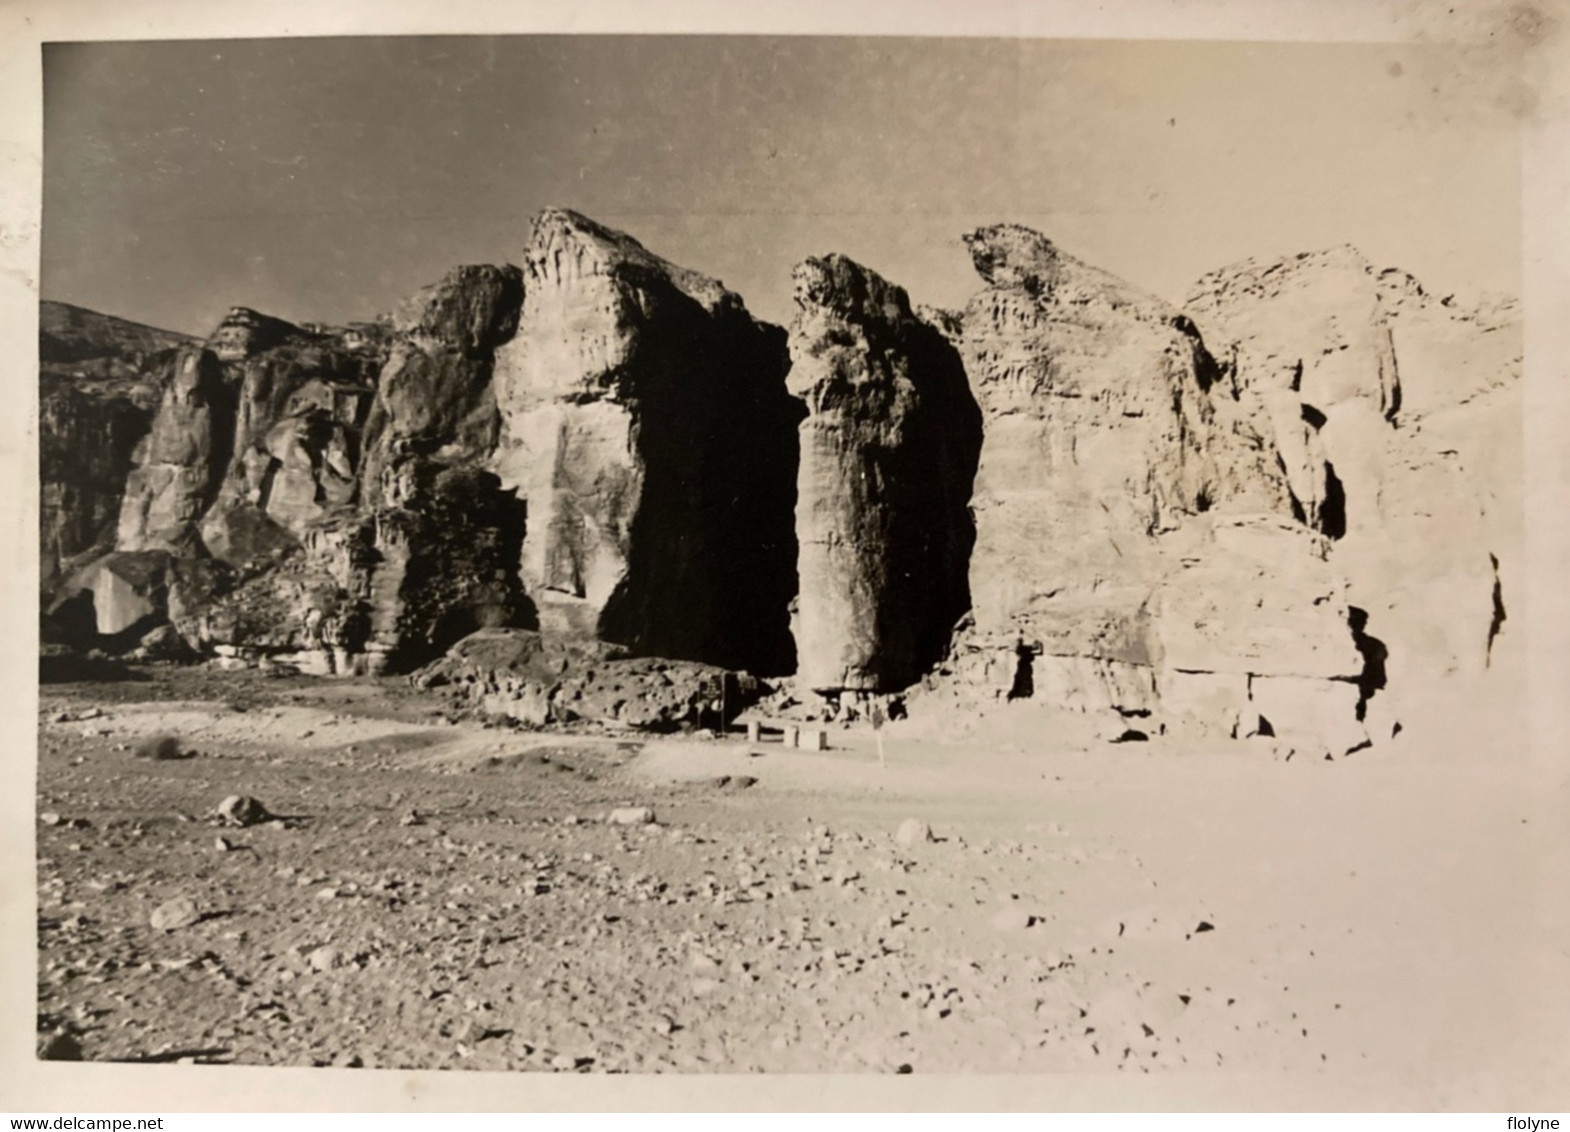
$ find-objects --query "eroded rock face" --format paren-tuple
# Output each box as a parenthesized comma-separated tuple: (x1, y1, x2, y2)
(197, 310, 385, 562)
(39, 211, 1513, 757)
(492, 209, 799, 675)
(1152, 514, 1371, 753)
(360, 264, 524, 504)
(787, 253, 982, 693)
(85, 272, 530, 672)
(115, 309, 385, 563)
(1185, 247, 1522, 704)
(39, 302, 195, 588)
(922, 225, 1307, 720)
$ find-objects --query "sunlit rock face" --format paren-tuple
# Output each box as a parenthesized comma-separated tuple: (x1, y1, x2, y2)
(1186, 247, 1522, 734)
(492, 208, 800, 676)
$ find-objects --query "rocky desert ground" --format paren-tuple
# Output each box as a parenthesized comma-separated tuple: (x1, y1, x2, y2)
(32, 654, 1564, 1105)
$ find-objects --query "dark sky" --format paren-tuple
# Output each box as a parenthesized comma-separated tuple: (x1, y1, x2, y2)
(41, 35, 1522, 336)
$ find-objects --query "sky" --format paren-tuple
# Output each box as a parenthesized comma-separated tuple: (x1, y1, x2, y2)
(40, 34, 1523, 337)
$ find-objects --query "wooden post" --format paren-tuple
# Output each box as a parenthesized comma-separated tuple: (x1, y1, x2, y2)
(746, 720, 761, 743)
(785, 725, 800, 749)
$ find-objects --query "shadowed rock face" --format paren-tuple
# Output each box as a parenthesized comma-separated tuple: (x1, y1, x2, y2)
(115, 346, 240, 557)
(76, 273, 534, 673)
(38, 302, 193, 588)
(492, 208, 800, 676)
(787, 253, 982, 693)
(359, 264, 524, 504)
(114, 308, 385, 563)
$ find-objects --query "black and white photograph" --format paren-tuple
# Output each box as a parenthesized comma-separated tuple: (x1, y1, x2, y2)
(5, 0, 1569, 1115)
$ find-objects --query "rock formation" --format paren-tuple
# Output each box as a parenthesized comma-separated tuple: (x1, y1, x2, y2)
(39, 302, 194, 589)
(359, 264, 524, 503)
(491, 209, 800, 676)
(114, 308, 385, 563)
(1185, 248, 1522, 731)
(55, 268, 534, 673)
(918, 224, 1356, 738)
(786, 253, 981, 693)
(37, 208, 1518, 751)
(414, 627, 758, 731)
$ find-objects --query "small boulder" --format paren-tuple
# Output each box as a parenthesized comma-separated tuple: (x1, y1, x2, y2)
(307, 945, 341, 972)
(216, 795, 271, 827)
(149, 896, 201, 932)
(608, 806, 655, 826)
(894, 818, 934, 846)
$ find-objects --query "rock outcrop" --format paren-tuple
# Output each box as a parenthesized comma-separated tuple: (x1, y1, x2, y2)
(359, 264, 524, 503)
(114, 308, 385, 563)
(38, 209, 1516, 757)
(415, 627, 758, 731)
(39, 302, 195, 588)
(491, 209, 800, 676)
(920, 224, 1337, 733)
(1185, 247, 1522, 724)
(64, 269, 532, 673)
(787, 253, 982, 693)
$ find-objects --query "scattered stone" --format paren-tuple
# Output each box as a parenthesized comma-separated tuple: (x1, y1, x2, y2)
(609, 806, 655, 826)
(40, 811, 63, 827)
(214, 836, 232, 852)
(149, 897, 201, 932)
(895, 819, 934, 846)
(216, 795, 271, 827)
(307, 946, 341, 972)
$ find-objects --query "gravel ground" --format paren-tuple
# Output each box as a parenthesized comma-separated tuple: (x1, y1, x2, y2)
(30, 665, 1565, 1100)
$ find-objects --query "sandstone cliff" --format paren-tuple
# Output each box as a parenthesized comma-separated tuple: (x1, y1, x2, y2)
(787, 253, 981, 694)
(39, 210, 1518, 750)
(919, 224, 1367, 746)
(491, 209, 799, 676)
(39, 302, 195, 590)
(1185, 248, 1521, 734)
